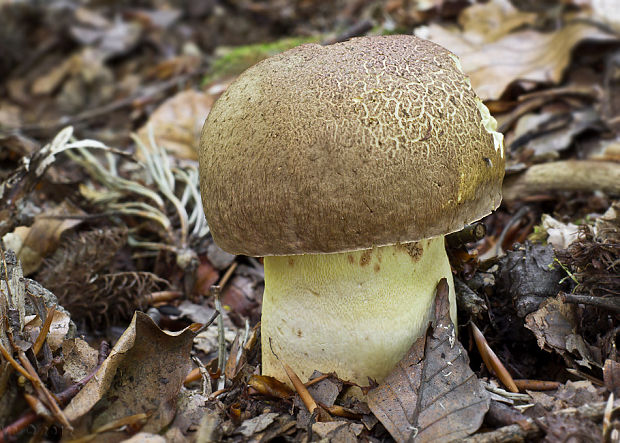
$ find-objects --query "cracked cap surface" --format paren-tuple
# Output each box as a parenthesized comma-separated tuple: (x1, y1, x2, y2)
(199, 34, 505, 256)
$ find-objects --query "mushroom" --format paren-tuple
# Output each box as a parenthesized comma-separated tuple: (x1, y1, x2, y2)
(199, 35, 504, 385)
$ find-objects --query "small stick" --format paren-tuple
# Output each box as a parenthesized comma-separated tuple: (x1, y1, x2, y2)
(212, 285, 226, 390)
(17, 351, 72, 430)
(446, 223, 487, 248)
(0, 248, 13, 300)
(0, 341, 35, 382)
(513, 379, 561, 391)
(218, 261, 238, 289)
(281, 361, 318, 415)
(603, 393, 614, 439)
(565, 368, 605, 386)
(305, 373, 331, 388)
(323, 404, 361, 419)
(33, 305, 56, 356)
(0, 341, 109, 442)
(184, 367, 201, 386)
(471, 323, 519, 393)
(559, 292, 620, 313)
(144, 291, 182, 304)
(503, 160, 620, 201)
(23, 393, 53, 421)
(208, 388, 229, 400)
(322, 20, 374, 45)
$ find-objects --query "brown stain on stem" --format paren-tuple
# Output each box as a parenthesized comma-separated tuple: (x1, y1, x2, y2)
(359, 249, 372, 266)
(396, 241, 424, 262)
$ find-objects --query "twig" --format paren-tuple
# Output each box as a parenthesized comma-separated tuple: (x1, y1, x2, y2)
(495, 206, 530, 256)
(16, 351, 72, 430)
(603, 393, 615, 439)
(446, 223, 487, 248)
(212, 285, 226, 390)
(143, 290, 182, 305)
(0, 248, 13, 300)
(0, 341, 35, 382)
(0, 341, 109, 442)
(218, 262, 238, 289)
(513, 379, 561, 391)
(322, 20, 374, 45)
(281, 361, 318, 415)
(32, 305, 56, 356)
(565, 368, 605, 386)
(304, 373, 331, 388)
(454, 278, 488, 317)
(189, 310, 220, 337)
(190, 356, 212, 396)
(471, 323, 519, 393)
(503, 160, 620, 201)
(184, 367, 202, 386)
(558, 292, 620, 313)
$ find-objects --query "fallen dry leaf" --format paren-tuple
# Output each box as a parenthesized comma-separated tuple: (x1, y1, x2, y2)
(418, 21, 618, 100)
(458, 0, 538, 42)
(62, 338, 100, 384)
(367, 279, 489, 443)
(136, 89, 215, 160)
(525, 295, 599, 368)
(588, 0, 620, 32)
(63, 311, 196, 441)
(236, 412, 280, 437)
(510, 108, 601, 159)
(2, 201, 84, 275)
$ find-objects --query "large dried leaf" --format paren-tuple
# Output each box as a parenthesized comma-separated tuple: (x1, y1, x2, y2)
(135, 89, 215, 161)
(418, 20, 618, 100)
(510, 108, 601, 159)
(457, 0, 537, 42)
(525, 295, 599, 368)
(63, 312, 196, 441)
(367, 279, 489, 443)
(2, 202, 84, 275)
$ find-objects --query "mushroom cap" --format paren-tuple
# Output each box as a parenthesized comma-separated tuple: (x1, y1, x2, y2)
(199, 34, 505, 256)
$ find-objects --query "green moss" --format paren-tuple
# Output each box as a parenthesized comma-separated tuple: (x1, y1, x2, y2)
(528, 224, 548, 245)
(203, 36, 320, 85)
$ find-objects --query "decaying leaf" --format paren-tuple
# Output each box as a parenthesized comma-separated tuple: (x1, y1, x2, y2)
(311, 420, 365, 440)
(541, 214, 581, 250)
(418, 20, 618, 100)
(367, 279, 489, 443)
(236, 412, 280, 437)
(458, 0, 538, 42)
(525, 295, 599, 368)
(135, 89, 215, 161)
(497, 243, 567, 318)
(2, 202, 84, 275)
(62, 338, 100, 384)
(63, 311, 196, 441)
(510, 108, 601, 159)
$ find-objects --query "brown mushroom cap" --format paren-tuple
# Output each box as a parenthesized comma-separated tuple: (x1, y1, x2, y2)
(199, 35, 504, 256)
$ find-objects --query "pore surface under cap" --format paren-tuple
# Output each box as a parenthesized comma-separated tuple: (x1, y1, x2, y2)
(200, 34, 504, 256)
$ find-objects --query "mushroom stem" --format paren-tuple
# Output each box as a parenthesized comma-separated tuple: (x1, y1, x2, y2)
(261, 236, 456, 386)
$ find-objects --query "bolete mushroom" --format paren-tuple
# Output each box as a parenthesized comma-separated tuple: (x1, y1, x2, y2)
(199, 35, 504, 385)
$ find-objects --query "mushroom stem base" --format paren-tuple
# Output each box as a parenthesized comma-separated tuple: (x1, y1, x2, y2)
(261, 237, 456, 386)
